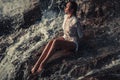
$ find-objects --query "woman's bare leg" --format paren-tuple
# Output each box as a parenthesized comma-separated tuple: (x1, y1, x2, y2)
(31, 37, 64, 74)
(31, 39, 54, 74)
(37, 39, 76, 73)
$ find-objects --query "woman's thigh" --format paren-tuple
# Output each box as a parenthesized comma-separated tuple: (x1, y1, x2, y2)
(55, 36, 64, 40)
(54, 39, 76, 51)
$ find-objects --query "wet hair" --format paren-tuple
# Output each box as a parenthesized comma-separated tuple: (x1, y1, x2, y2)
(68, 1, 78, 16)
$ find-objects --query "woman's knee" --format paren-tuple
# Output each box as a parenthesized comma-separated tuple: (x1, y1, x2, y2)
(53, 39, 60, 47)
(48, 39, 54, 43)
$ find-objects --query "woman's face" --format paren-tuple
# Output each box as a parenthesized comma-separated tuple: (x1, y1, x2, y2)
(64, 2, 72, 14)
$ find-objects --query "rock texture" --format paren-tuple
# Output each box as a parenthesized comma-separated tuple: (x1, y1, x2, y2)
(0, 0, 41, 35)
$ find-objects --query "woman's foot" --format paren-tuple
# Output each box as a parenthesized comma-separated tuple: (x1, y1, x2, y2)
(37, 67, 42, 73)
(31, 67, 36, 74)
(37, 65, 43, 73)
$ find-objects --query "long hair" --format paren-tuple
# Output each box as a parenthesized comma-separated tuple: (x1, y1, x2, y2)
(68, 1, 78, 16)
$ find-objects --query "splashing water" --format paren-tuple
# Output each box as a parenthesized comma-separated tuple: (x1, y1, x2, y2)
(0, 8, 64, 80)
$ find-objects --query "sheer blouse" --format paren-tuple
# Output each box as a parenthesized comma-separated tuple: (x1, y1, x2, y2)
(62, 14, 83, 51)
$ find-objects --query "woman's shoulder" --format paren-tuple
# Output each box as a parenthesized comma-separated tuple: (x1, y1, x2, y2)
(64, 14, 68, 19)
(71, 16, 78, 24)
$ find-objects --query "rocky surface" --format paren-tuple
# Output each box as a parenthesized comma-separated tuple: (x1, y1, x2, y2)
(0, 0, 120, 80)
(0, 0, 41, 35)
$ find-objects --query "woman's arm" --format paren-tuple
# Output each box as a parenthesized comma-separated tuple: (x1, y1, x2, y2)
(69, 21, 83, 39)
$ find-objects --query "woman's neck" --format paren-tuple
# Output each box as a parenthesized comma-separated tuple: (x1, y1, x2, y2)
(67, 13, 73, 18)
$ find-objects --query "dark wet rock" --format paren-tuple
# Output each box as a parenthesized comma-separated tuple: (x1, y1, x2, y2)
(0, 0, 41, 35)
(21, 5, 42, 28)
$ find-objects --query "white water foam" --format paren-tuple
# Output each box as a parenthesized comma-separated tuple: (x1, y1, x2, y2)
(0, 10, 64, 79)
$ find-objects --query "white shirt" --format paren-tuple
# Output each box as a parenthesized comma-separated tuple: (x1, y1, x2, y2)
(62, 14, 83, 51)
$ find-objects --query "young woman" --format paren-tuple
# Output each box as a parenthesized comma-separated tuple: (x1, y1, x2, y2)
(31, 1, 83, 74)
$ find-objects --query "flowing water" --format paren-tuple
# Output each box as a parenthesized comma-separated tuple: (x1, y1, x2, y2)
(0, 0, 65, 79)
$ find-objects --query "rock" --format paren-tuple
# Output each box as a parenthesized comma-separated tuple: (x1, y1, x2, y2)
(0, 0, 41, 35)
